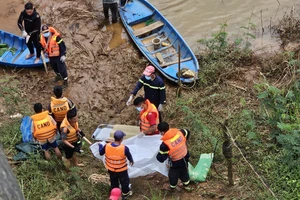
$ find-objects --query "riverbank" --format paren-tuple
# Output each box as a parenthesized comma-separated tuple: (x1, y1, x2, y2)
(0, 0, 299, 199)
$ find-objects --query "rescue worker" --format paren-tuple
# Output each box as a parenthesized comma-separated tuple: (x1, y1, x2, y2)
(126, 65, 166, 122)
(156, 122, 191, 191)
(133, 97, 159, 137)
(103, 0, 118, 23)
(99, 130, 133, 199)
(60, 109, 85, 170)
(31, 103, 62, 161)
(48, 86, 76, 132)
(40, 25, 68, 87)
(17, 2, 41, 63)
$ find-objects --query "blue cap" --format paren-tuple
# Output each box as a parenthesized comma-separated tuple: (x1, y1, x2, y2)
(114, 130, 126, 140)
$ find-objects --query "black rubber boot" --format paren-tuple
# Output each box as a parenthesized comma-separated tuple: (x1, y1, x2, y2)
(54, 74, 62, 82)
(62, 79, 68, 88)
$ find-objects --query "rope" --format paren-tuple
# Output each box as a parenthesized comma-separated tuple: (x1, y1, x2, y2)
(88, 173, 110, 185)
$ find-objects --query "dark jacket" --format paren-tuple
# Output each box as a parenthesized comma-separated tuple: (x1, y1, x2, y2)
(131, 75, 166, 108)
(156, 129, 190, 168)
(17, 8, 41, 36)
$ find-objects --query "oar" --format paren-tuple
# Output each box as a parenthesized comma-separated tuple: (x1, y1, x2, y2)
(40, 50, 48, 73)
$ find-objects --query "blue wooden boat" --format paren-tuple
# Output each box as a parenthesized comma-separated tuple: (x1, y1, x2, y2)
(0, 30, 48, 68)
(119, 0, 199, 83)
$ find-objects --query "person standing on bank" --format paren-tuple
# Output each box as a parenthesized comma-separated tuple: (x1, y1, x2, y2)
(156, 122, 191, 191)
(17, 2, 41, 63)
(99, 130, 133, 199)
(31, 103, 62, 161)
(40, 25, 68, 87)
(60, 109, 85, 170)
(48, 86, 76, 132)
(126, 65, 166, 122)
(103, 0, 119, 23)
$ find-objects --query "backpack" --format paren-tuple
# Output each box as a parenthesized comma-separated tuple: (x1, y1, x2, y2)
(20, 116, 33, 143)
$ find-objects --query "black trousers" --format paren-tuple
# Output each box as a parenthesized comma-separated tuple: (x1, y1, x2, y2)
(27, 33, 41, 58)
(108, 170, 130, 195)
(168, 164, 190, 188)
(103, 3, 118, 23)
(49, 56, 68, 79)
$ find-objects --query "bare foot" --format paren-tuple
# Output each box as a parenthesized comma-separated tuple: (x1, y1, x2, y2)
(75, 163, 85, 167)
(25, 54, 35, 59)
(34, 57, 40, 63)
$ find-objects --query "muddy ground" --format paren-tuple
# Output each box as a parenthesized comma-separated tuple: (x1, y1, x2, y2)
(0, 0, 264, 199)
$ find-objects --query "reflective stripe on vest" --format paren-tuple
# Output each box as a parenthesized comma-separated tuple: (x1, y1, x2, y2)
(31, 111, 56, 142)
(50, 97, 70, 122)
(140, 99, 159, 133)
(163, 129, 187, 161)
(40, 27, 61, 57)
(60, 117, 79, 143)
(105, 143, 128, 172)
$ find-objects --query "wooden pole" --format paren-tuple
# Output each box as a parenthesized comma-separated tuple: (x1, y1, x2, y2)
(222, 119, 234, 186)
(176, 44, 182, 97)
(0, 143, 25, 200)
(41, 51, 48, 73)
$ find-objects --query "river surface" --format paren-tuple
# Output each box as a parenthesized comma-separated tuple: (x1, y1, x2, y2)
(149, 0, 299, 48)
(0, 0, 298, 48)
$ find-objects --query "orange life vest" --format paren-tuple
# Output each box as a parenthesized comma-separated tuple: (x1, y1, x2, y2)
(162, 128, 187, 161)
(60, 117, 79, 143)
(40, 27, 61, 57)
(50, 97, 70, 122)
(31, 111, 57, 142)
(105, 143, 128, 172)
(140, 99, 159, 134)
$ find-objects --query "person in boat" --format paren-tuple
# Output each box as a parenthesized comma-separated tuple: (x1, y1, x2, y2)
(99, 130, 133, 199)
(31, 103, 62, 161)
(60, 109, 85, 170)
(156, 121, 191, 191)
(48, 86, 76, 133)
(17, 2, 41, 63)
(133, 97, 160, 138)
(126, 65, 166, 122)
(39, 25, 68, 87)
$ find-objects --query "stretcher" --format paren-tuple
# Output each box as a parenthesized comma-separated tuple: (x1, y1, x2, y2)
(91, 124, 140, 141)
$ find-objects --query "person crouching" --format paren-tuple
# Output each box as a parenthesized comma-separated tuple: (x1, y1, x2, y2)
(60, 109, 84, 170)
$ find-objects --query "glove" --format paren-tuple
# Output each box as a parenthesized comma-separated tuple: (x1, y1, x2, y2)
(22, 30, 28, 37)
(126, 95, 133, 106)
(74, 145, 81, 153)
(60, 55, 66, 62)
(158, 104, 163, 111)
(25, 35, 30, 44)
(78, 131, 85, 137)
(137, 132, 145, 138)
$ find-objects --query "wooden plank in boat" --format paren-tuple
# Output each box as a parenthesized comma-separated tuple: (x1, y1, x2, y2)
(132, 22, 146, 31)
(156, 52, 164, 64)
(134, 21, 164, 36)
(161, 57, 192, 67)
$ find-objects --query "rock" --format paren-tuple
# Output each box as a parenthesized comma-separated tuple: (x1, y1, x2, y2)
(9, 113, 22, 119)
